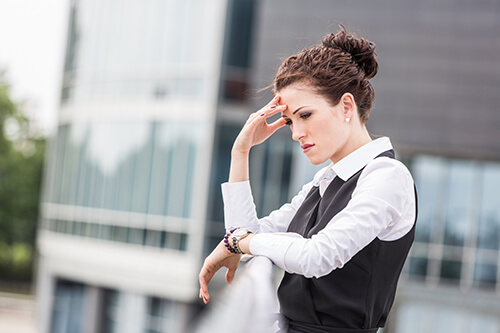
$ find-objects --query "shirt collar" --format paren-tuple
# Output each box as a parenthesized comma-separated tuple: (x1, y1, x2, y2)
(313, 137, 393, 185)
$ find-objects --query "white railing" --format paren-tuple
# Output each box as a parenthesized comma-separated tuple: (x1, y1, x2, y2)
(194, 256, 280, 333)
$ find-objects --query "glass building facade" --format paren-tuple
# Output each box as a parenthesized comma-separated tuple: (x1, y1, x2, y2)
(408, 156, 500, 288)
(42, 121, 204, 251)
(37, 0, 500, 332)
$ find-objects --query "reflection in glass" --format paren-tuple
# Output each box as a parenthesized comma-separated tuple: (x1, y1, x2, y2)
(440, 259, 462, 281)
(474, 262, 497, 286)
(443, 161, 476, 247)
(144, 230, 162, 248)
(206, 123, 241, 225)
(145, 297, 178, 333)
(101, 289, 120, 333)
(45, 121, 202, 221)
(408, 256, 428, 277)
(252, 134, 294, 217)
(110, 226, 128, 243)
(477, 163, 500, 250)
(61, 0, 216, 104)
(51, 280, 85, 333)
(128, 229, 145, 246)
(411, 156, 446, 243)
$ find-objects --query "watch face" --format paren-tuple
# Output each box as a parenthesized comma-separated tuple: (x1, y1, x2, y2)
(233, 229, 248, 237)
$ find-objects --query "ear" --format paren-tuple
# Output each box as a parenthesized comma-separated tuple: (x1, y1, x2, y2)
(340, 93, 356, 120)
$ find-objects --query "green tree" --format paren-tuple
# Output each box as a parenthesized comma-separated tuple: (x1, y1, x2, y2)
(0, 71, 45, 285)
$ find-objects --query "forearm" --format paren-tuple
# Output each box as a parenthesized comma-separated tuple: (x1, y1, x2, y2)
(228, 149, 250, 183)
(238, 233, 255, 255)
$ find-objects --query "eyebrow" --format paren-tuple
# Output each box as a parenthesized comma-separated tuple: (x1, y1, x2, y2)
(292, 106, 310, 115)
(282, 106, 311, 118)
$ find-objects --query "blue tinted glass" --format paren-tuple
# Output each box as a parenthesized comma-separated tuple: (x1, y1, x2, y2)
(253, 133, 295, 217)
(473, 249, 498, 287)
(162, 123, 202, 218)
(62, 0, 211, 104)
(167, 131, 191, 217)
(440, 259, 462, 281)
(477, 163, 500, 250)
(51, 281, 85, 333)
(148, 123, 171, 215)
(53, 126, 69, 204)
(443, 160, 476, 246)
(101, 289, 120, 333)
(57, 125, 85, 206)
(474, 262, 497, 286)
(130, 125, 154, 213)
(144, 230, 162, 248)
(412, 156, 446, 243)
(207, 123, 241, 223)
(408, 256, 428, 277)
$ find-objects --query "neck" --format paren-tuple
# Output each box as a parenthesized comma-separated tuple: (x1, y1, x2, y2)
(331, 124, 372, 164)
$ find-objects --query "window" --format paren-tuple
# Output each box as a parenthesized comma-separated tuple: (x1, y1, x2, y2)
(51, 280, 85, 333)
(144, 297, 179, 333)
(221, 0, 258, 102)
(61, 0, 217, 104)
(100, 289, 120, 333)
(407, 155, 500, 290)
(44, 121, 202, 218)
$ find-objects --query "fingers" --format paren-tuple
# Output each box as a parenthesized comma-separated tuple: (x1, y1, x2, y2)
(250, 96, 287, 120)
(225, 267, 236, 285)
(264, 94, 281, 108)
(199, 267, 215, 294)
(263, 103, 287, 118)
(268, 117, 287, 132)
(247, 103, 287, 129)
(262, 95, 287, 117)
(199, 263, 216, 304)
(199, 288, 210, 304)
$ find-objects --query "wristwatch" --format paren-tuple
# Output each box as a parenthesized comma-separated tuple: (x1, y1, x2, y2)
(231, 228, 251, 254)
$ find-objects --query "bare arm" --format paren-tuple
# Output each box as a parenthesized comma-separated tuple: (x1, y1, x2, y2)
(228, 95, 287, 183)
(198, 96, 287, 304)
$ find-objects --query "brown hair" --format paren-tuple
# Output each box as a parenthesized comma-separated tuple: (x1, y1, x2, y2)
(273, 27, 378, 123)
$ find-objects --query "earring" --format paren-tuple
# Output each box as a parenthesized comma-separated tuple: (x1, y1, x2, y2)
(345, 118, 350, 123)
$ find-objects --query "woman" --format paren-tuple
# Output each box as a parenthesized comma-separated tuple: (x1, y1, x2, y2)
(199, 27, 417, 333)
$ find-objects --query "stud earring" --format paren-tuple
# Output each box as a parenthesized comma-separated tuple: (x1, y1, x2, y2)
(345, 118, 350, 123)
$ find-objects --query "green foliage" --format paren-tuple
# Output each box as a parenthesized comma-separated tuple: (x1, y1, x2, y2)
(0, 242, 33, 281)
(0, 71, 45, 284)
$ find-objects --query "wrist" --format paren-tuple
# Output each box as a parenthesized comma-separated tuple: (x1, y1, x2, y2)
(224, 227, 252, 254)
(231, 147, 250, 157)
(238, 233, 254, 255)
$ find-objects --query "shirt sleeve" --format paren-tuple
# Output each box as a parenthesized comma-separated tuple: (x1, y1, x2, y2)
(249, 157, 416, 278)
(221, 180, 313, 234)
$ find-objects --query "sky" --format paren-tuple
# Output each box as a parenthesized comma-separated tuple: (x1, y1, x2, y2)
(0, 0, 69, 135)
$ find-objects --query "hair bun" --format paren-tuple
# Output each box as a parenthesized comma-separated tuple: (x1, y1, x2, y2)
(322, 27, 378, 79)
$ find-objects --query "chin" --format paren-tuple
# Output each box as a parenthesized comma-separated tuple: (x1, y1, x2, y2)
(307, 156, 329, 166)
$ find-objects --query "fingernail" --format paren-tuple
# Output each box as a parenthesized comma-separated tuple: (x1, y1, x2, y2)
(260, 113, 265, 116)
(270, 105, 276, 109)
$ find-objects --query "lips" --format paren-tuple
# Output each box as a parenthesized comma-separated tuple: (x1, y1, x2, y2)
(301, 143, 314, 153)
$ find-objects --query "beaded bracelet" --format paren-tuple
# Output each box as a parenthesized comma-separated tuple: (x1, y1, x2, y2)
(224, 228, 238, 254)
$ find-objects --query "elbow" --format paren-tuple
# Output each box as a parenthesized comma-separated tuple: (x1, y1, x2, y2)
(289, 241, 343, 278)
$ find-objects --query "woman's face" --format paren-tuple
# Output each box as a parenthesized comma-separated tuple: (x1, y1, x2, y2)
(279, 83, 352, 165)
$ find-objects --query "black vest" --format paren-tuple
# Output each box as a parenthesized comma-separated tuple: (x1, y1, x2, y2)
(277, 150, 416, 331)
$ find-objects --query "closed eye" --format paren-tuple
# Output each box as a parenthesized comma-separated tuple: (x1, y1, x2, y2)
(283, 117, 292, 126)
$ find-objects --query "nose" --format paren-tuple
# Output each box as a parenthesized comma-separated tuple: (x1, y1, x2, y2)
(291, 123, 305, 141)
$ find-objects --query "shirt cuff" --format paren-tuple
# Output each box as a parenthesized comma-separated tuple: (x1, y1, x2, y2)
(221, 181, 259, 231)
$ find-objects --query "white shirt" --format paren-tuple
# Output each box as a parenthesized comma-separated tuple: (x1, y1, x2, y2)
(221, 137, 416, 279)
